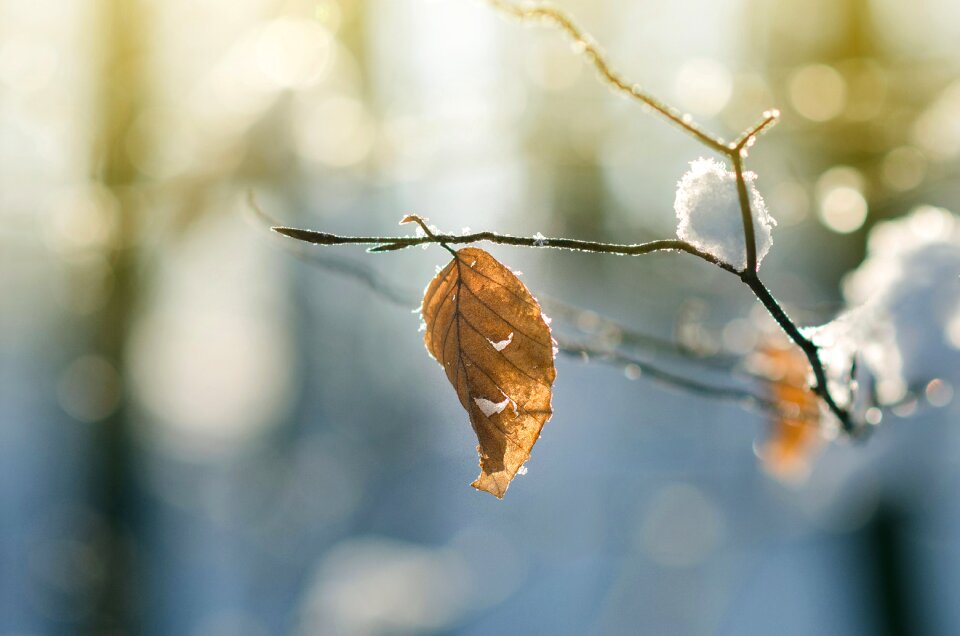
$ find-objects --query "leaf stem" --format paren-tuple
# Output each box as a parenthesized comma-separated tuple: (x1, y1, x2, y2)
(401, 214, 457, 257)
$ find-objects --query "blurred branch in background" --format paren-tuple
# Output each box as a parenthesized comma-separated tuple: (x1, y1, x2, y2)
(89, 0, 146, 629)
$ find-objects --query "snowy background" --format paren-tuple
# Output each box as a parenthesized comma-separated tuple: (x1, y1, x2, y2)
(2, 0, 960, 634)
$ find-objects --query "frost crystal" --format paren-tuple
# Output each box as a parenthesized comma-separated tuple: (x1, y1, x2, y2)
(533, 232, 547, 247)
(517, 465, 528, 476)
(674, 157, 776, 271)
(474, 396, 510, 417)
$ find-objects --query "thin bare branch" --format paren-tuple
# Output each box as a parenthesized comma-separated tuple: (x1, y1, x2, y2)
(731, 155, 759, 274)
(272, 225, 740, 273)
(733, 110, 781, 151)
(743, 275, 853, 431)
(268, 224, 766, 411)
(485, 0, 730, 153)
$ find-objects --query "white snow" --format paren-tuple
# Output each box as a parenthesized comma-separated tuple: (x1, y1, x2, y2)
(801, 310, 880, 423)
(674, 157, 776, 271)
(474, 396, 510, 417)
(488, 332, 514, 352)
(533, 232, 547, 247)
(841, 205, 960, 403)
(517, 465, 528, 476)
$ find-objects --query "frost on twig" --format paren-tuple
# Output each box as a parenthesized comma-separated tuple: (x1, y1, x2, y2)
(674, 158, 776, 272)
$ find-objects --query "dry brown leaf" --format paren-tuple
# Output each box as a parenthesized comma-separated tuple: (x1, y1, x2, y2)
(753, 341, 823, 482)
(421, 247, 557, 498)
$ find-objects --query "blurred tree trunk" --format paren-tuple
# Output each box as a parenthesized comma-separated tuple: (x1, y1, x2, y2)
(89, 0, 146, 630)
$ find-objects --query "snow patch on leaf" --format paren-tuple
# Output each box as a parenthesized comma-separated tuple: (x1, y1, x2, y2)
(488, 333, 514, 351)
(474, 396, 510, 417)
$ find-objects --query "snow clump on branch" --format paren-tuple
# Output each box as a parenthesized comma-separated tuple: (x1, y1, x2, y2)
(674, 157, 776, 271)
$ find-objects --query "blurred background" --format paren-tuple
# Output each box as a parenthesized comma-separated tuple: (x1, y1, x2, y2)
(2, 0, 960, 634)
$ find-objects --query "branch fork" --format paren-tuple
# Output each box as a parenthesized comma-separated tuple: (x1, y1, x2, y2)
(271, 1, 856, 433)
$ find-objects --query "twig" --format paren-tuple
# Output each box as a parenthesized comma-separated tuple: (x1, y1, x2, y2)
(271, 225, 740, 274)
(268, 224, 765, 406)
(732, 154, 759, 274)
(732, 110, 781, 151)
(743, 275, 853, 431)
(484, 0, 729, 153)
(261, 205, 737, 370)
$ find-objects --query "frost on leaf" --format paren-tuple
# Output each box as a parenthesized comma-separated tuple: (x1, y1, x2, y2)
(674, 157, 776, 271)
(751, 340, 823, 483)
(421, 247, 557, 498)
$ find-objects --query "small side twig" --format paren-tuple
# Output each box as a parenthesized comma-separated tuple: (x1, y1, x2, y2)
(732, 110, 781, 151)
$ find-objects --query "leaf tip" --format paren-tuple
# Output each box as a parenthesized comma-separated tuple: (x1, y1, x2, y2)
(471, 477, 507, 499)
